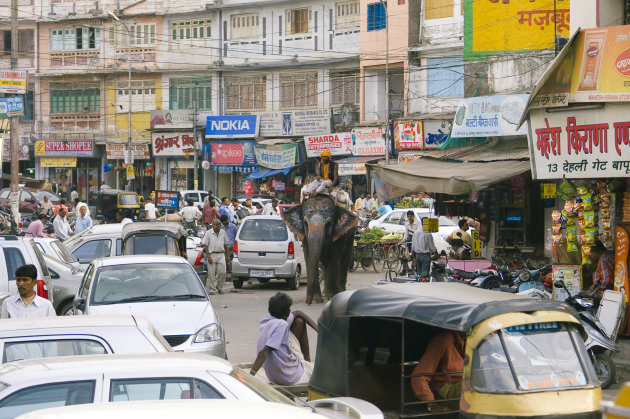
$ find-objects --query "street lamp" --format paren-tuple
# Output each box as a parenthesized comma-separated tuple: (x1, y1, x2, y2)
(108, 11, 133, 190)
(378, 0, 389, 165)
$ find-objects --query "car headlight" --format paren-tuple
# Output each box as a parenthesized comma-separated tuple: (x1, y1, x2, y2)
(193, 323, 222, 343)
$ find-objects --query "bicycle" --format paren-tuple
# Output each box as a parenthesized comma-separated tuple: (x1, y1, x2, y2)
(383, 242, 418, 282)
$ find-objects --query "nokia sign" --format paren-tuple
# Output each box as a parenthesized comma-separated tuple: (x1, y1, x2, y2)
(205, 115, 259, 138)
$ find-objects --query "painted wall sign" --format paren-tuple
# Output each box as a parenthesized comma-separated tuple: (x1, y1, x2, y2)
(210, 141, 256, 166)
(527, 104, 630, 179)
(452, 95, 529, 137)
(151, 133, 197, 156)
(35, 140, 94, 157)
(150, 110, 195, 129)
(258, 109, 330, 137)
(304, 132, 352, 157)
(394, 120, 423, 150)
(205, 115, 259, 138)
(1, 135, 29, 161)
(0, 70, 26, 94)
(106, 144, 151, 160)
(465, 0, 570, 59)
(254, 144, 296, 170)
(351, 127, 385, 156)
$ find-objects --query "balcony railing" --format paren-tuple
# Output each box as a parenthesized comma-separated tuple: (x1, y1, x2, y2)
(50, 50, 100, 67)
(49, 113, 101, 131)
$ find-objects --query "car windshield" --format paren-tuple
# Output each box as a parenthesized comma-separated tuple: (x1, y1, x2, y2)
(124, 235, 178, 256)
(471, 322, 591, 393)
(119, 194, 139, 205)
(90, 263, 206, 305)
(239, 219, 288, 241)
(51, 240, 79, 264)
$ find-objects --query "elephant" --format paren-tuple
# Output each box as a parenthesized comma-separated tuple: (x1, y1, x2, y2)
(282, 195, 358, 304)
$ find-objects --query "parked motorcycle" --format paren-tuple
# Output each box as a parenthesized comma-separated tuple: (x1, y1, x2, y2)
(555, 281, 621, 389)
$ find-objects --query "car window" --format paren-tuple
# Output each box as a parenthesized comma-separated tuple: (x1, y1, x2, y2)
(199, 193, 208, 201)
(0, 191, 9, 199)
(78, 264, 94, 300)
(3, 339, 108, 363)
(239, 219, 288, 241)
(48, 267, 59, 280)
(110, 378, 222, 402)
(0, 381, 95, 419)
(119, 194, 139, 205)
(73, 240, 112, 263)
(3, 248, 26, 282)
(383, 212, 403, 225)
(125, 236, 175, 255)
(116, 238, 122, 256)
(438, 216, 456, 227)
(183, 193, 197, 202)
(19, 192, 29, 202)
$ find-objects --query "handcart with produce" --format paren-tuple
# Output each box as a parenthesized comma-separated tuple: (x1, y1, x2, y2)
(349, 229, 405, 273)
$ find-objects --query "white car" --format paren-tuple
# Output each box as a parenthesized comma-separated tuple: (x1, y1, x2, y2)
(0, 315, 171, 364)
(179, 190, 210, 209)
(64, 224, 124, 268)
(72, 255, 226, 358)
(0, 353, 382, 419)
(367, 208, 462, 253)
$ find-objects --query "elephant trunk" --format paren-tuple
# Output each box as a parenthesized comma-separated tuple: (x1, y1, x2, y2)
(304, 225, 326, 304)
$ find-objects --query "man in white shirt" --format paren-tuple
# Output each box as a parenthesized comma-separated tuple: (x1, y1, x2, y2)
(202, 219, 229, 295)
(263, 198, 280, 216)
(53, 207, 72, 241)
(144, 197, 160, 221)
(364, 193, 373, 212)
(411, 218, 438, 281)
(179, 199, 202, 230)
(401, 211, 420, 272)
(229, 197, 241, 219)
(1, 264, 55, 318)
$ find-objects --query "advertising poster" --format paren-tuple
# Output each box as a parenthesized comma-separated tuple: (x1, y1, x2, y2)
(259, 109, 330, 137)
(106, 144, 151, 160)
(527, 104, 630, 179)
(351, 127, 385, 156)
(254, 144, 297, 169)
(423, 120, 452, 149)
(2, 135, 29, 161)
(0, 70, 26, 94)
(210, 141, 256, 166)
(338, 163, 367, 176)
(394, 120, 423, 150)
(552, 265, 582, 301)
(150, 110, 194, 129)
(465, 0, 570, 59)
(155, 190, 179, 209)
(304, 132, 352, 157)
(0, 96, 23, 118)
(452, 95, 529, 138)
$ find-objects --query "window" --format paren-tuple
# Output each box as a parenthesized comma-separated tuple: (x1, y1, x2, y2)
(50, 27, 100, 51)
(116, 238, 122, 256)
(0, 191, 9, 199)
(286, 8, 311, 34)
(110, 378, 222, 401)
(50, 83, 100, 113)
(330, 71, 360, 105)
(335, 1, 359, 30)
(427, 56, 464, 97)
(0, 381, 95, 418)
(170, 19, 212, 49)
(115, 22, 156, 47)
(280, 73, 318, 109)
(230, 13, 259, 39)
(22, 91, 33, 120)
(383, 212, 404, 226)
(169, 77, 212, 111)
(3, 339, 107, 363)
(73, 239, 112, 263)
(367, 2, 386, 31)
(3, 248, 26, 282)
(239, 219, 288, 242)
(0, 29, 34, 55)
(426, 0, 453, 20)
(117, 80, 156, 113)
(225, 76, 266, 110)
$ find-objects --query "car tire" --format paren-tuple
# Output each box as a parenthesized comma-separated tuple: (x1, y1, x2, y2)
(232, 278, 244, 289)
(258, 278, 270, 284)
(288, 266, 301, 290)
(58, 300, 75, 316)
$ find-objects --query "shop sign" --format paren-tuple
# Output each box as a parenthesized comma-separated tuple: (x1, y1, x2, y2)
(398, 153, 422, 164)
(126, 164, 135, 180)
(272, 180, 285, 191)
(155, 190, 179, 209)
(541, 183, 557, 199)
(452, 95, 529, 138)
(351, 127, 385, 156)
(151, 133, 197, 156)
(0, 70, 26, 94)
(0, 96, 23, 118)
(394, 120, 423, 150)
(35, 140, 94, 157)
(205, 115, 259, 138)
(258, 109, 330, 137)
(614, 226, 629, 296)
(338, 163, 366, 176)
(210, 141, 256, 166)
(423, 120, 452, 149)
(471, 230, 482, 259)
(527, 104, 630, 179)
(304, 132, 352, 157)
(150, 110, 195, 130)
(1, 135, 29, 161)
(106, 144, 151, 160)
(254, 144, 296, 170)
(40, 157, 77, 167)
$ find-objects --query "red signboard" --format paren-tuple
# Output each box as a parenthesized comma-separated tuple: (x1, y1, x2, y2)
(211, 142, 245, 165)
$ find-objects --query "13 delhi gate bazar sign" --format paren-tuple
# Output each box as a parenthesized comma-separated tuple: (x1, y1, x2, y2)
(527, 103, 630, 179)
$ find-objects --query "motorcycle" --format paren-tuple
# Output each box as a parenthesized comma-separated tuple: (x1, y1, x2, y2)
(554, 281, 621, 389)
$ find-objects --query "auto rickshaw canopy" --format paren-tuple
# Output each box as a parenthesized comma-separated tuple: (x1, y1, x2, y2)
(121, 222, 188, 257)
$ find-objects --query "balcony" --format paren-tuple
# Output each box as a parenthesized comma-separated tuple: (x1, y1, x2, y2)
(50, 50, 100, 67)
(49, 113, 101, 131)
(116, 47, 156, 63)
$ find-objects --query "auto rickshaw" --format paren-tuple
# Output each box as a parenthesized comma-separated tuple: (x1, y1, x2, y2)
(121, 222, 188, 258)
(308, 282, 601, 418)
(95, 189, 141, 223)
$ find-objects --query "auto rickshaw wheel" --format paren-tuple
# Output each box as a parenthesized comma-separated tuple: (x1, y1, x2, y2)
(594, 352, 616, 389)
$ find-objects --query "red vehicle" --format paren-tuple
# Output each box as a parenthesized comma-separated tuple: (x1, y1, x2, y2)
(0, 188, 40, 213)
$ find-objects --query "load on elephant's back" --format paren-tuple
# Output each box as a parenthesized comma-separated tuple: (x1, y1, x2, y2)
(282, 195, 358, 304)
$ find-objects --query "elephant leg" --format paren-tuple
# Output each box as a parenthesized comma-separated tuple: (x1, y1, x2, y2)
(306, 257, 323, 305)
(325, 258, 340, 300)
(337, 235, 354, 292)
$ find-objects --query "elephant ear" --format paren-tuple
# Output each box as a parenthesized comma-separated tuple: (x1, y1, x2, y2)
(282, 204, 305, 241)
(332, 206, 358, 242)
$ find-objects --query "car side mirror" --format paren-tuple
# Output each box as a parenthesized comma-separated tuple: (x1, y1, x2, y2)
(73, 297, 86, 311)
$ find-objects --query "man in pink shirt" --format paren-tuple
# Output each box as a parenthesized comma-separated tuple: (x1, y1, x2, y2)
(25, 213, 47, 237)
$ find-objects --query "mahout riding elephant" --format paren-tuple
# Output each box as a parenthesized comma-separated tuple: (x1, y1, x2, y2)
(282, 195, 357, 304)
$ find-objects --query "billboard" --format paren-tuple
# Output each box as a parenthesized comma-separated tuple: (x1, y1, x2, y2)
(0, 70, 26, 94)
(151, 133, 197, 156)
(304, 132, 352, 157)
(464, 0, 570, 60)
(351, 127, 385, 156)
(393, 120, 423, 150)
(205, 115, 259, 138)
(210, 141, 256, 166)
(451, 95, 529, 137)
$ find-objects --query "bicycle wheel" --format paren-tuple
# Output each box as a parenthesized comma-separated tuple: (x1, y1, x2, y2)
(386, 245, 401, 273)
(348, 246, 359, 272)
(384, 269, 397, 282)
(372, 245, 387, 273)
(360, 246, 373, 270)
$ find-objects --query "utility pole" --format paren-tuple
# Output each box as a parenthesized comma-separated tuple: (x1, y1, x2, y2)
(379, 0, 389, 166)
(9, 0, 19, 232)
(193, 102, 198, 190)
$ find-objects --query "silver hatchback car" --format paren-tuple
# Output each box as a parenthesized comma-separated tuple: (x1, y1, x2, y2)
(231, 216, 306, 290)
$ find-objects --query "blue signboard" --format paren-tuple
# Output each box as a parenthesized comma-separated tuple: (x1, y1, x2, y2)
(155, 190, 180, 209)
(205, 115, 259, 138)
(0, 96, 23, 118)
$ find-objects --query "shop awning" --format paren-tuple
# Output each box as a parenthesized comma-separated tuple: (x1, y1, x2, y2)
(245, 167, 293, 180)
(367, 157, 531, 195)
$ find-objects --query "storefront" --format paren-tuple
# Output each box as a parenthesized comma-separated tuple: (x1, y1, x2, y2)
(105, 143, 152, 196)
(205, 140, 257, 198)
(151, 132, 201, 191)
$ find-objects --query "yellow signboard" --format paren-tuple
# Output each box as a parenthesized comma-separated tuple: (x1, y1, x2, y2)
(472, 230, 482, 259)
(541, 183, 557, 199)
(40, 157, 77, 167)
(35, 141, 46, 156)
(466, 0, 570, 58)
(126, 164, 135, 180)
(422, 218, 439, 233)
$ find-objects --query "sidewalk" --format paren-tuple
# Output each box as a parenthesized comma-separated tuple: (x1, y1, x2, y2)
(614, 336, 630, 383)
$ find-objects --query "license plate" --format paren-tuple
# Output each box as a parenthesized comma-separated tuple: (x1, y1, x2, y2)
(250, 270, 274, 278)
